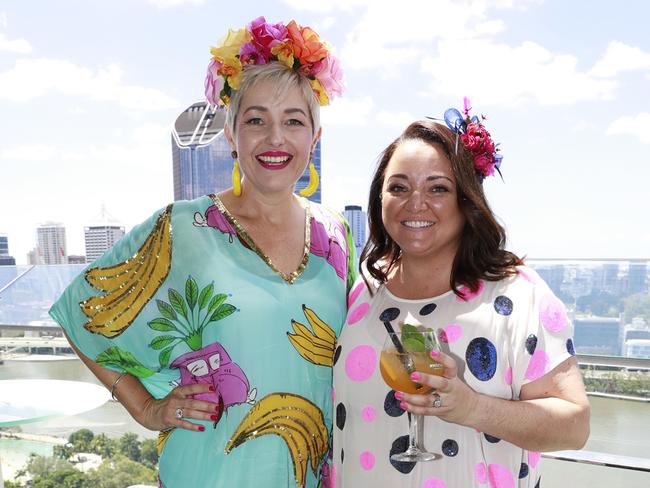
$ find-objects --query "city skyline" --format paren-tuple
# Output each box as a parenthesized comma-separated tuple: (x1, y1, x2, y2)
(1, 1, 649, 263)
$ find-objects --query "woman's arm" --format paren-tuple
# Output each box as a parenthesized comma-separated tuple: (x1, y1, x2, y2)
(399, 352, 590, 452)
(65, 331, 218, 432)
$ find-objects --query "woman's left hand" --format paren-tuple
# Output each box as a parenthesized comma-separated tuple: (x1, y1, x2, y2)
(397, 349, 479, 427)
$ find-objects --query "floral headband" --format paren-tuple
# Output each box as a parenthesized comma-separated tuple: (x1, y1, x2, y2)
(204, 16, 344, 107)
(432, 97, 503, 182)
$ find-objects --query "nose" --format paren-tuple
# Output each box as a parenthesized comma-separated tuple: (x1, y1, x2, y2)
(267, 122, 285, 146)
(406, 190, 428, 212)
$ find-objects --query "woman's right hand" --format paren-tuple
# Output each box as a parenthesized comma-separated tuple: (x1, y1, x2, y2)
(141, 383, 222, 432)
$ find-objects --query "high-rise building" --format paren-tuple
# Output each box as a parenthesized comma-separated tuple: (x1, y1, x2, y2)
(0, 233, 16, 265)
(84, 206, 125, 263)
(627, 260, 648, 295)
(172, 101, 322, 202)
(36, 223, 67, 265)
(573, 316, 622, 355)
(343, 205, 367, 259)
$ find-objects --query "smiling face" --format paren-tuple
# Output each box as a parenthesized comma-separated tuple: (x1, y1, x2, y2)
(380, 139, 466, 262)
(226, 79, 321, 197)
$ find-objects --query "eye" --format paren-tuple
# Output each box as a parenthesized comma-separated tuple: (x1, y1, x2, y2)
(430, 185, 450, 194)
(286, 118, 305, 126)
(387, 183, 408, 193)
(244, 117, 263, 125)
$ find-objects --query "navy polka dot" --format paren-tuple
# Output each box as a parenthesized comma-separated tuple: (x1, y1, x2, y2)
(484, 433, 501, 443)
(442, 439, 458, 457)
(566, 338, 575, 356)
(336, 403, 346, 430)
(384, 390, 406, 417)
(340, 448, 344, 463)
(466, 337, 497, 381)
(519, 462, 529, 478)
(419, 303, 437, 316)
(333, 345, 342, 366)
(379, 307, 401, 322)
(494, 295, 513, 315)
(389, 435, 416, 474)
(526, 334, 538, 355)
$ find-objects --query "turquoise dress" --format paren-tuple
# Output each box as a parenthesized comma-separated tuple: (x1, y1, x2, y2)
(50, 194, 356, 488)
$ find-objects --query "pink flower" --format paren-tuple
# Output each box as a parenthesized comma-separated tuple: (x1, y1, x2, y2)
(204, 59, 225, 106)
(247, 16, 288, 60)
(474, 153, 495, 176)
(239, 42, 268, 66)
(315, 55, 344, 100)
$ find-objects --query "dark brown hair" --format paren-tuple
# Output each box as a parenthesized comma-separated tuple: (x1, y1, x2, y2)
(360, 119, 523, 296)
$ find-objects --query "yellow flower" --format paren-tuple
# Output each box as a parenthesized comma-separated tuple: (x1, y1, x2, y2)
(271, 41, 295, 68)
(210, 27, 251, 62)
(309, 78, 329, 106)
(220, 57, 243, 90)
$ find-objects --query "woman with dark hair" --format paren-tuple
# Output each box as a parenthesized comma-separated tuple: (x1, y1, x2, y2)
(333, 105, 589, 487)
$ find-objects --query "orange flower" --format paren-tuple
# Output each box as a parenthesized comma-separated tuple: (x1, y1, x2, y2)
(286, 20, 329, 64)
(220, 58, 243, 90)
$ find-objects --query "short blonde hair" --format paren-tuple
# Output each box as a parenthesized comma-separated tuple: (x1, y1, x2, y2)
(225, 62, 321, 137)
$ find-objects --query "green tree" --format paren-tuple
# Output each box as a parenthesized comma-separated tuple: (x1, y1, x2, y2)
(3, 481, 23, 488)
(117, 432, 141, 463)
(68, 429, 95, 452)
(624, 293, 650, 322)
(139, 438, 158, 468)
(89, 454, 157, 488)
(90, 433, 116, 458)
(577, 290, 621, 316)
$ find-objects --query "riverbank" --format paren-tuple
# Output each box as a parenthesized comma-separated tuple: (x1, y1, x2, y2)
(0, 431, 67, 445)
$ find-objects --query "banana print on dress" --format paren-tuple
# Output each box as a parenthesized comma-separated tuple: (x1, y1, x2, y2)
(80, 204, 173, 338)
(287, 305, 337, 367)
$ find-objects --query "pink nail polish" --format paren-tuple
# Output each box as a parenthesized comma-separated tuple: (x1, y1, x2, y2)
(394, 391, 404, 400)
(399, 401, 407, 410)
(210, 414, 218, 421)
(208, 385, 215, 392)
(410, 372, 421, 381)
(198, 425, 205, 432)
(430, 350, 439, 357)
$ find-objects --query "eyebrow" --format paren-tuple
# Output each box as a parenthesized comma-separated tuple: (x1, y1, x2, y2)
(243, 106, 308, 117)
(388, 174, 454, 183)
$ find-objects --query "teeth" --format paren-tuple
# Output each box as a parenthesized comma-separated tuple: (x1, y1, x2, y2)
(258, 155, 290, 164)
(402, 221, 434, 228)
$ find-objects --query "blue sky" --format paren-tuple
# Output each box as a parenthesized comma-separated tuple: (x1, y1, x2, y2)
(1, 0, 649, 264)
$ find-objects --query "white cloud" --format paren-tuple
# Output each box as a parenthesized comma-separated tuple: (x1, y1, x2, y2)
(606, 112, 650, 144)
(0, 32, 32, 53)
(148, 0, 205, 7)
(312, 16, 337, 31)
(590, 41, 650, 78)
(321, 96, 375, 126)
(1, 144, 57, 161)
(282, 0, 368, 12)
(0, 12, 7, 29)
(132, 123, 172, 144)
(376, 110, 416, 128)
(0, 58, 181, 111)
(421, 39, 616, 106)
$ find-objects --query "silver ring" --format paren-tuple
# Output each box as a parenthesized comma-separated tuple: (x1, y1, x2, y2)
(175, 407, 184, 419)
(432, 393, 442, 408)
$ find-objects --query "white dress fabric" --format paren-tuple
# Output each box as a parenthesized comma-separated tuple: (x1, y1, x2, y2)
(333, 266, 575, 488)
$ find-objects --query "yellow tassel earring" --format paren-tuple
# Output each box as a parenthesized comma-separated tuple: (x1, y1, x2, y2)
(231, 151, 242, 197)
(299, 161, 319, 197)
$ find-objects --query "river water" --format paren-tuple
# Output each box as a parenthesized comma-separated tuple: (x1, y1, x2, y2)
(1, 358, 649, 486)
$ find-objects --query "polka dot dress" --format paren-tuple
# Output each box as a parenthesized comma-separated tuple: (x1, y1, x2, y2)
(333, 266, 574, 487)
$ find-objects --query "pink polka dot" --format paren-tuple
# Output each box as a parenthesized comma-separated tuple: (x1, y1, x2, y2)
(528, 450, 541, 468)
(442, 324, 463, 343)
(525, 349, 550, 381)
(345, 345, 377, 381)
(359, 451, 375, 470)
(332, 387, 336, 402)
(505, 367, 512, 385)
(539, 293, 568, 333)
(347, 281, 365, 308)
(422, 478, 447, 488)
(487, 463, 515, 488)
(331, 465, 336, 488)
(456, 280, 485, 302)
(347, 302, 370, 325)
(517, 266, 537, 283)
(361, 405, 377, 423)
(475, 462, 487, 484)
